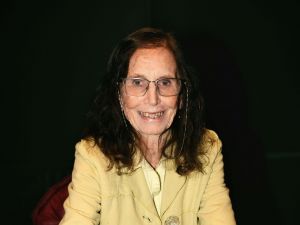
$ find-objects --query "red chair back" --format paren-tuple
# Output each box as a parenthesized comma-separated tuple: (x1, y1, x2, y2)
(32, 175, 71, 225)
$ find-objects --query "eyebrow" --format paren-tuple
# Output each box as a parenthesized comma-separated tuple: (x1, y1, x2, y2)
(127, 74, 176, 79)
(126, 74, 146, 79)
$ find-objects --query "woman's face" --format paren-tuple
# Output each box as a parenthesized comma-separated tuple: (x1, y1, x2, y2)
(120, 47, 179, 138)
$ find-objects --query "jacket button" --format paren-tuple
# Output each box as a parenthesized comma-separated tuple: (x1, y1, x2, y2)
(165, 216, 180, 225)
(142, 215, 152, 223)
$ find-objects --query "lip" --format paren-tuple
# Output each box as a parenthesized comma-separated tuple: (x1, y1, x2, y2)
(138, 111, 165, 120)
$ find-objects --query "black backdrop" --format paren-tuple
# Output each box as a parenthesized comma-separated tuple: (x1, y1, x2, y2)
(2, 1, 299, 225)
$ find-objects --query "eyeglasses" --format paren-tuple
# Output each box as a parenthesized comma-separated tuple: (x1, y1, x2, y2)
(120, 77, 184, 97)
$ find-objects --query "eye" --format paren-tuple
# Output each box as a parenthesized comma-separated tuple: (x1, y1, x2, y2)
(158, 78, 172, 86)
(130, 78, 145, 87)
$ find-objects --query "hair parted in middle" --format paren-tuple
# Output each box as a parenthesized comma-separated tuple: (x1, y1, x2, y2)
(83, 27, 206, 175)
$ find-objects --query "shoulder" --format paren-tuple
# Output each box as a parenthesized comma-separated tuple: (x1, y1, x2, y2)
(200, 129, 223, 169)
(75, 138, 100, 156)
(74, 138, 111, 170)
(202, 129, 222, 151)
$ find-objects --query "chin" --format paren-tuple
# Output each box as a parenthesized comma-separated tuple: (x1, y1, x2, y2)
(137, 125, 170, 136)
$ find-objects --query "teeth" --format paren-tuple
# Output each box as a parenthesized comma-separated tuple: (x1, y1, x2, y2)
(140, 111, 164, 119)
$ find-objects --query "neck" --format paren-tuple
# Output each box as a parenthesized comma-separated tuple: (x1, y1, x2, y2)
(139, 134, 166, 168)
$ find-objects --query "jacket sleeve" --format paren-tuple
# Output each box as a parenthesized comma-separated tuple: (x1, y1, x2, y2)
(197, 133, 236, 225)
(59, 141, 102, 225)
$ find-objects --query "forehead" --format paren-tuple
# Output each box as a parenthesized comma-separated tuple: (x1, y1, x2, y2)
(127, 47, 177, 78)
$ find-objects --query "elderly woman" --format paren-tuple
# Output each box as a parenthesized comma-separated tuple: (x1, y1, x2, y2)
(59, 27, 236, 225)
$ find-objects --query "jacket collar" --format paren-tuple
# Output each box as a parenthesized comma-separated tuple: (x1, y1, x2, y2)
(160, 160, 187, 216)
(118, 143, 187, 217)
(123, 148, 186, 217)
(124, 158, 187, 217)
(125, 167, 159, 216)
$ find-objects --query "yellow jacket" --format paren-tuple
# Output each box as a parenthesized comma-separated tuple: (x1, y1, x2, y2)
(59, 130, 236, 225)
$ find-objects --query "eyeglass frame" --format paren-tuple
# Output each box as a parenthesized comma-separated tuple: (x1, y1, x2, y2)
(117, 77, 186, 97)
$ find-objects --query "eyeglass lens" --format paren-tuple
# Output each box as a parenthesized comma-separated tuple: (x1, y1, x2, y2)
(123, 78, 182, 96)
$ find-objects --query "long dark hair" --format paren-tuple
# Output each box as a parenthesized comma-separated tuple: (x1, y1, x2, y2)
(83, 27, 206, 175)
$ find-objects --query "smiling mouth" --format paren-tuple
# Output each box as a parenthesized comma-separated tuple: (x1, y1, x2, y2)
(139, 111, 164, 119)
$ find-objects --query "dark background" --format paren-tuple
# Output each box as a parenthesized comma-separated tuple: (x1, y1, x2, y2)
(2, 0, 299, 225)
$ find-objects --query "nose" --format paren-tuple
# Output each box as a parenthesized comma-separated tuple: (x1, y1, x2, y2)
(145, 82, 160, 105)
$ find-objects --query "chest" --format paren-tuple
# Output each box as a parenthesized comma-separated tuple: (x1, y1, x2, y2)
(99, 169, 209, 225)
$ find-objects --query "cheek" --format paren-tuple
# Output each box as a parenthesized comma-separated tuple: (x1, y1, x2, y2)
(165, 97, 179, 110)
(120, 87, 138, 109)
(122, 96, 139, 110)
(121, 95, 140, 124)
(166, 97, 179, 118)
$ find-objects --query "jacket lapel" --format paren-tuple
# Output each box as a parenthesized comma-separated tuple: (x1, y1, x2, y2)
(160, 160, 187, 216)
(125, 168, 159, 216)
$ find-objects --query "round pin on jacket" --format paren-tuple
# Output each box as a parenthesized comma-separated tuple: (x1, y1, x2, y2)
(165, 216, 180, 225)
